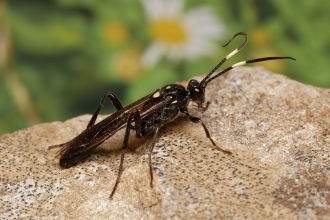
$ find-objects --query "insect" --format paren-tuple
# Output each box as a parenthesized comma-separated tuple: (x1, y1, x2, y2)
(48, 32, 295, 199)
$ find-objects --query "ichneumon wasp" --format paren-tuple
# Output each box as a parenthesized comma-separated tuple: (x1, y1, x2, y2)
(48, 32, 295, 199)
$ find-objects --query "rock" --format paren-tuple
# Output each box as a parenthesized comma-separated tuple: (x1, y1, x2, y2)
(1, 67, 330, 219)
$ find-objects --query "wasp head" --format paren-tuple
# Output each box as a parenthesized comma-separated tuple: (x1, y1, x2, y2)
(187, 79, 205, 108)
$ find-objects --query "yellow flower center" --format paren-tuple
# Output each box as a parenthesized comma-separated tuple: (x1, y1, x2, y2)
(251, 28, 269, 46)
(104, 23, 128, 45)
(150, 18, 187, 46)
(115, 48, 143, 80)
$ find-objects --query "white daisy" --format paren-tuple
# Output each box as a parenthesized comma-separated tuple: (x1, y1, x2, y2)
(141, 0, 225, 67)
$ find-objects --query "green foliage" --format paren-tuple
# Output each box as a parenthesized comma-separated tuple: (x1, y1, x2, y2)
(1, 0, 329, 134)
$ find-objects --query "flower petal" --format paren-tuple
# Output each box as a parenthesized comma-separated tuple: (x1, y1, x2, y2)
(141, 42, 165, 67)
(141, 1, 226, 66)
(184, 7, 225, 39)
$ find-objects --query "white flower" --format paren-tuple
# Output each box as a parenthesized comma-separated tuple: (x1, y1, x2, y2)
(141, 0, 225, 67)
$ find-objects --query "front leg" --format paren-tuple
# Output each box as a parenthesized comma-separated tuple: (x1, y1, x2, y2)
(181, 109, 232, 155)
(188, 115, 232, 155)
(198, 101, 210, 111)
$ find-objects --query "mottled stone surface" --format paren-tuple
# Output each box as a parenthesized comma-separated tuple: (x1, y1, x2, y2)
(1, 67, 330, 219)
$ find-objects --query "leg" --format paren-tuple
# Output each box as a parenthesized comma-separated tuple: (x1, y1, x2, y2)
(130, 109, 159, 187)
(148, 124, 161, 187)
(87, 92, 124, 129)
(189, 115, 232, 155)
(47, 143, 66, 152)
(197, 101, 210, 111)
(49, 93, 123, 153)
(109, 111, 134, 199)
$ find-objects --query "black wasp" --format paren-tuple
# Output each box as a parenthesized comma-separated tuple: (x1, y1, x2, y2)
(48, 32, 295, 199)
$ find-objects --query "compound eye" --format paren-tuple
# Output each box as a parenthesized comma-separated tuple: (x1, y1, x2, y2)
(194, 87, 200, 93)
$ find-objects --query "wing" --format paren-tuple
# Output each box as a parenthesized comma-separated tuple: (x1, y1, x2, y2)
(53, 92, 173, 168)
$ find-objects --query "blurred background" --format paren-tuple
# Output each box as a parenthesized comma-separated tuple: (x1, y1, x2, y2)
(0, 0, 329, 134)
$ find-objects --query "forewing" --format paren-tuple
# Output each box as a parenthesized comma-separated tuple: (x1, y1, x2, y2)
(57, 92, 173, 163)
